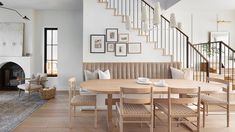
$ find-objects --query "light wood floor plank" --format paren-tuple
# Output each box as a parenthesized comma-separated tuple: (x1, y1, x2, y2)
(14, 92, 235, 132)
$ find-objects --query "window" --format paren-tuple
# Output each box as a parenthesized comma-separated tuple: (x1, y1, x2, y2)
(44, 28, 58, 77)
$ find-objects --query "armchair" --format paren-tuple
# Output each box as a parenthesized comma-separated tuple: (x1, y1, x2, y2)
(17, 73, 48, 97)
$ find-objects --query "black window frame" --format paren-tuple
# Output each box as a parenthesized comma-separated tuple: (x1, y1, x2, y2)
(44, 28, 58, 77)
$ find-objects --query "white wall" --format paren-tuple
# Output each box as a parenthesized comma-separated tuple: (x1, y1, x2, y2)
(34, 10, 83, 90)
(83, 0, 172, 63)
(0, 9, 35, 74)
(165, 0, 235, 49)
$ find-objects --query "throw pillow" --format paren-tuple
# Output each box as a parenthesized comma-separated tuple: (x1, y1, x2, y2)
(170, 67, 193, 80)
(84, 70, 99, 81)
(98, 70, 111, 80)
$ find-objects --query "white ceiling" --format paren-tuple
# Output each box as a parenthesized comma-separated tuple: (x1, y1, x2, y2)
(147, 0, 180, 10)
(1, 0, 235, 11)
(148, 0, 235, 11)
(0, 0, 82, 10)
(173, 0, 235, 11)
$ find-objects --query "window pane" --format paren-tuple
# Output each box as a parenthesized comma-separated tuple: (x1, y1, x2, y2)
(52, 46, 58, 60)
(52, 61, 58, 75)
(53, 30, 58, 44)
(47, 46, 51, 60)
(46, 61, 52, 75)
(47, 30, 52, 44)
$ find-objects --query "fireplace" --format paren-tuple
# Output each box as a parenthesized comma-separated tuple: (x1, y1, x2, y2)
(0, 62, 25, 90)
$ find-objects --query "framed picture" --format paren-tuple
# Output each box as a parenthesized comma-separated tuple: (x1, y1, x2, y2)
(115, 43, 127, 57)
(118, 33, 129, 43)
(210, 32, 230, 45)
(107, 43, 115, 52)
(106, 28, 118, 42)
(128, 42, 141, 54)
(90, 34, 106, 53)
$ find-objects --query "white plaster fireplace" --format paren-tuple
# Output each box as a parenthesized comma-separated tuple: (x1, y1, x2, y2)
(0, 22, 31, 89)
(0, 57, 31, 78)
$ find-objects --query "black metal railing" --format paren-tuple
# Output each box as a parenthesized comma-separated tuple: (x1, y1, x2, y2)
(98, 0, 209, 81)
(195, 41, 235, 88)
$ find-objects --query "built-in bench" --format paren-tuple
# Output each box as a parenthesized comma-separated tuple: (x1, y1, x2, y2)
(83, 62, 181, 108)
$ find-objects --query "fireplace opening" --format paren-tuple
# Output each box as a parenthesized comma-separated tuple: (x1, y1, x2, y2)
(0, 62, 25, 90)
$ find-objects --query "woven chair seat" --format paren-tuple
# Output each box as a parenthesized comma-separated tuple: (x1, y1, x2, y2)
(71, 95, 96, 106)
(116, 102, 151, 117)
(18, 83, 42, 91)
(156, 103, 198, 117)
(201, 95, 227, 105)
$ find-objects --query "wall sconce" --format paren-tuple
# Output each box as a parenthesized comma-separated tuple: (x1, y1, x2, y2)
(0, 2, 30, 20)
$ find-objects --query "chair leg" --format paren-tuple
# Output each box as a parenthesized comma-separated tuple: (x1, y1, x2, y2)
(119, 116, 123, 132)
(18, 89, 21, 97)
(94, 105, 98, 128)
(28, 91, 30, 99)
(153, 104, 156, 128)
(197, 113, 200, 132)
(69, 105, 72, 128)
(168, 116, 171, 132)
(150, 114, 153, 132)
(203, 103, 206, 128)
(74, 106, 76, 117)
(227, 104, 229, 127)
(140, 118, 143, 128)
(206, 104, 209, 116)
(177, 118, 180, 127)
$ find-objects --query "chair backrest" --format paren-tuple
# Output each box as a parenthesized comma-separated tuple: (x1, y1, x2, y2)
(68, 77, 79, 102)
(207, 77, 230, 104)
(36, 73, 48, 86)
(120, 87, 153, 114)
(168, 87, 201, 115)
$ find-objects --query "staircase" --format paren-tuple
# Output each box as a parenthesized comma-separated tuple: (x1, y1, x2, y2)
(97, 0, 209, 82)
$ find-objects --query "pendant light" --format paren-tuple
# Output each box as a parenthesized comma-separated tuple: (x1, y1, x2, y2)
(177, 22, 182, 30)
(170, 13, 176, 28)
(141, 5, 148, 22)
(153, 2, 161, 26)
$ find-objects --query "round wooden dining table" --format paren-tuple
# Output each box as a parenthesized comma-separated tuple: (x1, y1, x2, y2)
(80, 79, 223, 131)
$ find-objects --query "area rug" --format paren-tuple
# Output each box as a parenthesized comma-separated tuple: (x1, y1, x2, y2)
(0, 91, 46, 132)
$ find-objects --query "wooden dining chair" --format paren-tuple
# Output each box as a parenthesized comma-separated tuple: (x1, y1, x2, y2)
(116, 87, 153, 132)
(201, 77, 230, 127)
(155, 87, 201, 132)
(68, 77, 97, 128)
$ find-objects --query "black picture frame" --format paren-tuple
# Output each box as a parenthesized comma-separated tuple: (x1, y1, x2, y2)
(118, 33, 129, 43)
(90, 34, 106, 53)
(128, 42, 142, 54)
(106, 28, 118, 42)
(107, 43, 115, 52)
(115, 43, 127, 57)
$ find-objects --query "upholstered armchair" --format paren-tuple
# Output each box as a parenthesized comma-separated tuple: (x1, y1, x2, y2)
(17, 73, 48, 97)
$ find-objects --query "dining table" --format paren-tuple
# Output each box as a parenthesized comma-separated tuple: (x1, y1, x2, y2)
(80, 79, 224, 131)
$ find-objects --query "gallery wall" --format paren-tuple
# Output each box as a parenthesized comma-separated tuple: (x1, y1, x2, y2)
(83, 0, 172, 63)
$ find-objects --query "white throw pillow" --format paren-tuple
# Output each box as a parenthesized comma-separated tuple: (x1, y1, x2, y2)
(170, 67, 193, 80)
(98, 70, 111, 80)
(84, 70, 99, 81)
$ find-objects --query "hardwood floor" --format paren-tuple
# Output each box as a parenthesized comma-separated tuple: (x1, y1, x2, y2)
(14, 92, 235, 132)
